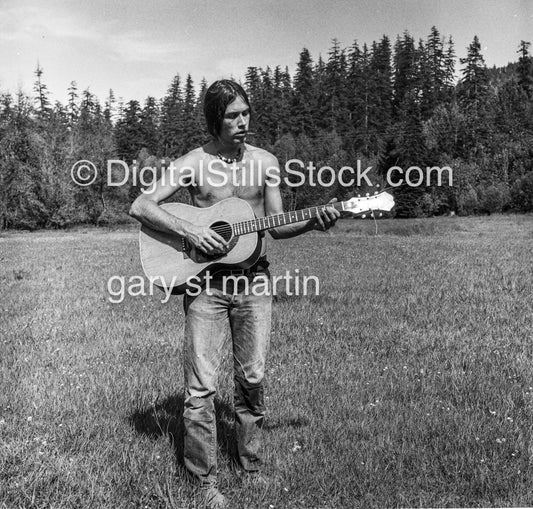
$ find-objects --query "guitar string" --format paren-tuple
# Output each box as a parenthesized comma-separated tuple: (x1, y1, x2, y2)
(209, 205, 341, 236)
(210, 196, 388, 236)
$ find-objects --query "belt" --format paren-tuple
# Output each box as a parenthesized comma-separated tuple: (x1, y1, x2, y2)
(212, 257, 270, 278)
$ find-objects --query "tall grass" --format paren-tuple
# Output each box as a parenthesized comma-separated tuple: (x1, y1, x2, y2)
(1, 214, 532, 508)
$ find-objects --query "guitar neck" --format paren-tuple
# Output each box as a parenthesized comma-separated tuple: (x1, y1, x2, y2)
(232, 201, 345, 236)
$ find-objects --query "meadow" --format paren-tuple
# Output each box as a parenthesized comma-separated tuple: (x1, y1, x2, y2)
(1, 214, 532, 508)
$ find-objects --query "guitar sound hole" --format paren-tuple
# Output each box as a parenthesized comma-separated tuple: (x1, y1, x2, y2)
(210, 221, 233, 243)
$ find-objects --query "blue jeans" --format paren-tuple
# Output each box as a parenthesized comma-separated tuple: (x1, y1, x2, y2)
(182, 273, 272, 486)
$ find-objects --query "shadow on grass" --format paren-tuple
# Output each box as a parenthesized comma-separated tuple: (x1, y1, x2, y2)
(129, 393, 309, 468)
(128, 392, 237, 467)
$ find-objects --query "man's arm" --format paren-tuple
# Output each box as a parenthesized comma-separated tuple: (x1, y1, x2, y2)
(129, 155, 228, 254)
(263, 156, 339, 239)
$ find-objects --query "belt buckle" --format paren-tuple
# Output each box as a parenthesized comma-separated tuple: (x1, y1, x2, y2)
(228, 268, 246, 277)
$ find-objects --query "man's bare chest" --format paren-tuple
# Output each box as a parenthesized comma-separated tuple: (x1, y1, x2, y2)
(193, 159, 267, 201)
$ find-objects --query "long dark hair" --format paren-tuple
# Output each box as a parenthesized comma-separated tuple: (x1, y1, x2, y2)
(203, 80, 251, 137)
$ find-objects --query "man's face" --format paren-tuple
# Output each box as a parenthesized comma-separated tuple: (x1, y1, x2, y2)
(217, 95, 250, 146)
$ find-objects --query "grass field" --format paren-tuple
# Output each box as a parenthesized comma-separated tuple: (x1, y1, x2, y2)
(1, 215, 533, 508)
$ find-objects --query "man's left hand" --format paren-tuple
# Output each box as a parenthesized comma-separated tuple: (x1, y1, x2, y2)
(312, 198, 340, 231)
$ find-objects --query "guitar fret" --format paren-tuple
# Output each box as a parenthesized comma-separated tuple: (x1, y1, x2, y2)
(232, 197, 382, 237)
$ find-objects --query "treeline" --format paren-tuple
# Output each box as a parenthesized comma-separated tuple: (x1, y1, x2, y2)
(1, 27, 533, 228)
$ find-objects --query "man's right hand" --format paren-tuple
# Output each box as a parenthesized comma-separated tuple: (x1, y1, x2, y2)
(185, 225, 229, 255)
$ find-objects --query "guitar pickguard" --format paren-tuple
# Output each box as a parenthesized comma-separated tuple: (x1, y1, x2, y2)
(186, 234, 240, 264)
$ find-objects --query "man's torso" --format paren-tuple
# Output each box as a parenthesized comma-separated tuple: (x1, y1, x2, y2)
(176, 142, 277, 257)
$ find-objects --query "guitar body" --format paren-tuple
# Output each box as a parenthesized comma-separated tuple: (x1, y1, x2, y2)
(139, 197, 262, 294)
(138, 191, 395, 295)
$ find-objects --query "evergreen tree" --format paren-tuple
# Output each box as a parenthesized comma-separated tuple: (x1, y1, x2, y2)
(517, 40, 533, 99)
(104, 89, 116, 123)
(33, 64, 51, 119)
(271, 66, 292, 138)
(313, 55, 328, 132)
(365, 37, 393, 154)
(347, 41, 371, 154)
(159, 74, 184, 157)
(259, 67, 277, 146)
(115, 100, 143, 161)
(443, 36, 456, 95)
(79, 89, 97, 130)
(458, 36, 495, 160)
(194, 78, 209, 144)
(321, 39, 350, 138)
(420, 26, 452, 117)
(393, 32, 418, 117)
(292, 48, 316, 136)
(458, 36, 489, 106)
(182, 74, 205, 151)
(139, 96, 159, 155)
(245, 67, 262, 105)
(67, 81, 79, 128)
(245, 66, 266, 144)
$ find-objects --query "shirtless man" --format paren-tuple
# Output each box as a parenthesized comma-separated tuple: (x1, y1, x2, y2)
(129, 79, 339, 508)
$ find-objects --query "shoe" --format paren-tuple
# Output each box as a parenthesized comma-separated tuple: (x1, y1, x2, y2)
(201, 485, 229, 509)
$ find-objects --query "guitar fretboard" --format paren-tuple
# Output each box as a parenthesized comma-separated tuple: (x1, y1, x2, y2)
(232, 201, 345, 236)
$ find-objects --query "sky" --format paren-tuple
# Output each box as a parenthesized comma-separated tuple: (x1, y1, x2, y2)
(1, 0, 532, 105)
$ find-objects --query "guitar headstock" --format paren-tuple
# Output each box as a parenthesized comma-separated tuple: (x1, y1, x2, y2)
(343, 191, 395, 218)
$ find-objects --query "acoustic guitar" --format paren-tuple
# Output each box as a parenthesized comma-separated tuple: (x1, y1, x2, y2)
(139, 191, 395, 294)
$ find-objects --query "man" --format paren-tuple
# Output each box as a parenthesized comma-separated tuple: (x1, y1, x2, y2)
(129, 79, 339, 508)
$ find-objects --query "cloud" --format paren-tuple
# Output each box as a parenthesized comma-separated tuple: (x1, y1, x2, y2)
(0, 4, 96, 43)
(107, 30, 183, 63)
(0, 3, 185, 64)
